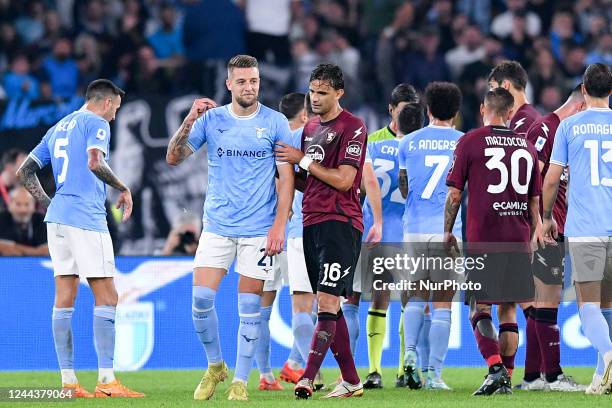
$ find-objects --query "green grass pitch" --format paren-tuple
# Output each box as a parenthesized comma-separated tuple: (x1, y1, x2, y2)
(0, 367, 608, 407)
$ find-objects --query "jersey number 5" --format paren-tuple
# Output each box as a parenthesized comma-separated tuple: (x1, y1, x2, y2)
(54, 138, 69, 184)
(484, 147, 533, 194)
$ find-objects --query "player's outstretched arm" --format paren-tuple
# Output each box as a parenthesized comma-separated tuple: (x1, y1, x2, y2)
(443, 186, 462, 255)
(88, 149, 132, 222)
(167, 98, 216, 166)
(16, 157, 51, 209)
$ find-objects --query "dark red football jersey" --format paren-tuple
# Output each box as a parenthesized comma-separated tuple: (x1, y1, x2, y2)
(446, 125, 541, 252)
(301, 110, 367, 232)
(525, 112, 567, 234)
(510, 103, 541, 137)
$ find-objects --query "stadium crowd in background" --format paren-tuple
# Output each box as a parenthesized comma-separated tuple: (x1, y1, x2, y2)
(0, 0, 610, 123)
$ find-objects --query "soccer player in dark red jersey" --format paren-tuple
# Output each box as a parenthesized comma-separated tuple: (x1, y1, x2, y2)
(275, 64, 367, 399)
(517, 85, 586, 392)
(486, 60, 542, 376)
(488, 61, 541, 137)
(444, 88, 543, 395)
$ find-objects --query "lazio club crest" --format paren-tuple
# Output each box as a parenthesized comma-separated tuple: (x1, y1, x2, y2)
(255, 127, 266, 138)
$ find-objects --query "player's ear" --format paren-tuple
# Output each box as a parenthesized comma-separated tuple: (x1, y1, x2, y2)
(336, 88, 345, 100)
(225, 78, 231, 91)
(479, 103, 485, 117)
(388, 104, 393, 115)
(502, 80, 511, 90)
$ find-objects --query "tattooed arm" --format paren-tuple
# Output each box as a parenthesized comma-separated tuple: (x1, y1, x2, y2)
(443, 186, 462, 255)
(16, 157, 51, 209)
(88, 149, 133, 222)
(167, 98, 216, 166)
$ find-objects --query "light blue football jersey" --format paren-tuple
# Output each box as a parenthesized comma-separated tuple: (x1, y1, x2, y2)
(30, 110, 111, 232)
(398, 125, 463, 235)
(187, 103, 292, 237)
(287, 127, 304, 240)
(363, 138, 405, 242)
(550, 107, 612, 236)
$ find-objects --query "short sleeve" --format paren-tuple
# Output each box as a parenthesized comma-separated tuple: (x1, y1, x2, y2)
(186, 115, 208, 152)
(274, 114, 293, 165)
(338, 118, 367, 168)
(29, 128, 52, 168)
(526, 120, 553, 164)
(86, 117, 111, 156)
(549, 120, 568, 167)
(446, 134, 469, 191)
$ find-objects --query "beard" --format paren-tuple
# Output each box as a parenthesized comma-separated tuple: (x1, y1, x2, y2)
(235, 94, 257, 109)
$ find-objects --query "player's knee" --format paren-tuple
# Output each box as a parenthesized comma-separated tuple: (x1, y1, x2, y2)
(292, 294, 314, 314)
(192, 286, 216, 318)
(317, 293, 340, 313)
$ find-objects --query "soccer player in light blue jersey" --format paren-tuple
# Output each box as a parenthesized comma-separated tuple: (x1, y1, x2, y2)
(166, 55, 294, 401)
(17, 79, 143, 398)
(542, 63, 612, 395)
(398, 82, 464, 391)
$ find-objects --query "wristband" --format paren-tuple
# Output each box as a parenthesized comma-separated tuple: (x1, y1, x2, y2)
(299, 156, 313, 172)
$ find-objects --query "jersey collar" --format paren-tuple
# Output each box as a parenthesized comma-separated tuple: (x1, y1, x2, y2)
(227, 102, 261, 120)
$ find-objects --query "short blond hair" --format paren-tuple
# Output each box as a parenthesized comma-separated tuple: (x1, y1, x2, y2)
(227, 54, 258, 74)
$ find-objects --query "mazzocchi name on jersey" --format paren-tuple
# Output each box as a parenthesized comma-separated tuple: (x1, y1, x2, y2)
(484, 136, 528, 147)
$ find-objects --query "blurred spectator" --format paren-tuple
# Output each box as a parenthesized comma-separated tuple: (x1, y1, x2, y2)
(425, 0, 456, 52)
(502, 10, 532, 68)
(397, 26, 451, 91)
(331, 32, 360, 82)
(314, 0, 360, 46)
(377, 2, 417, 103)
(242, 0, 294, 66)
(42, 37, 79, 99)
(0, 22, 21, 73)
(456, 0, 491, 34)
(37, 10, 66, 55)
(160, 213, 201, 256)
(0, 149, 26, 213)
(360, 0, 405, 40)
(291, 38, 319, 91)
(74, 33, 102, 90)
(2, 54, 40, 100)
(584, 14, 608, 47)
(491, 0, 541, 39)
(0, 186, 48, 256)
(458, 36, 505, 129)
(537, 84, 562, 113)
(445, 23, 486, 78)
(549, 10, 583, 61)
(529, 47, 564, 106)
(127, 45, 171, 93)
(561, 43, 588, 87)
(182, 0, 245, 100)
(14, 0, 46, 45)
(76, 0, 115, 40)
(147, 3, 184, 61)
(587, 32, 612, 66)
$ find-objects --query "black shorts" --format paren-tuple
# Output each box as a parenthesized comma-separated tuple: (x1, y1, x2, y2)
(465, 252, 534, 304)
(303, 220, 362, 297)
(532, 235, 564, 285)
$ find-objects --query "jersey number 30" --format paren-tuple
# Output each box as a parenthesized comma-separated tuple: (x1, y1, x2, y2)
(54, 138, 69, 184)
(484, 148, 533, 194)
